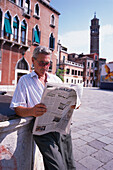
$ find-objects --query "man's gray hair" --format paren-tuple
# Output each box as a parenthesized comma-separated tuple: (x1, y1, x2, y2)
(33, 46, 51, 59)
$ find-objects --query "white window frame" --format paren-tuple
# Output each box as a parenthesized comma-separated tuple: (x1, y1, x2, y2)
(50, 14, 55, 27)
(0, 70, 1, 82)
(34, 3, 40, 19)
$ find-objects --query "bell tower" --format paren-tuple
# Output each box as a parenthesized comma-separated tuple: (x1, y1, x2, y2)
(90, 13, 100, 55)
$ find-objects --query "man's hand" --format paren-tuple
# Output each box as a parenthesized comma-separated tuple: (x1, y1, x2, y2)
(32, 103, 47, 117)
(15, 103, 47, 118)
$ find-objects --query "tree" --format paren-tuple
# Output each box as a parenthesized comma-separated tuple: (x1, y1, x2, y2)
(56, 68, 65, 82)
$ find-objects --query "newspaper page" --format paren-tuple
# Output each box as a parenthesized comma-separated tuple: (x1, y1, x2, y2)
(33, 83, 83, 135)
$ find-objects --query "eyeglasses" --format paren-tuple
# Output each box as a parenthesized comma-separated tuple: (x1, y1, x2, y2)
(36, 61, 50, 66)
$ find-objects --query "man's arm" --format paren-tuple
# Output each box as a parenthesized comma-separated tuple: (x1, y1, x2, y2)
(15, 103, 47, 117)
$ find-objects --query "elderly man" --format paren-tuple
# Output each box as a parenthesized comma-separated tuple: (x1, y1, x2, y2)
(10, 46, 76, 170)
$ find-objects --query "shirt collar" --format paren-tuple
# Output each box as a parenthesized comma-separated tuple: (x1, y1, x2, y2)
(30, 71, 51, 80)
(31, 71, 38, 78)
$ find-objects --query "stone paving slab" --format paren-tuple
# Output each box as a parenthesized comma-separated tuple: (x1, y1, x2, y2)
(79, 156, 103, 170)
(75, 161, 89, 170)
(92, 149, 113, 163)
(77, 144, 97, 156)
(79, 135, 94, 142)
(88, 139, 107, 150)
(104, 144, 113, 153)
(103, 159, 113, 170)
(71, 87, 113, 170)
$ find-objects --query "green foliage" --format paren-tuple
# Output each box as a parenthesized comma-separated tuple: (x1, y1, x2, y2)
(56, 69, 65, 82)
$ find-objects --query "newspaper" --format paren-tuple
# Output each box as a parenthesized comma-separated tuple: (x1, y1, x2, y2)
(33, 82, 83, 135)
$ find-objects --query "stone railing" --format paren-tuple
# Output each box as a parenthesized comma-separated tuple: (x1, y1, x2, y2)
(0, 116, 44, 170)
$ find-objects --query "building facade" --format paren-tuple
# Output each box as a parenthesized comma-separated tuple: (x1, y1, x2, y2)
(86, 53, 100, 87)
(74, 53, 99, 87)
(76, 56, 94, 87)
(0, 0, 60, 91)
(98, 58, 106, 85)
(57, 43, 83, 85)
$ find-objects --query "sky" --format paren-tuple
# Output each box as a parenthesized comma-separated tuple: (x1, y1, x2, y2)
(50, 0, 113, 62)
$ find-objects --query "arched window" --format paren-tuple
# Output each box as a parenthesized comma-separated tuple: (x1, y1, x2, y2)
(50, 14, 55, 26)
(32, 25, 40, 44)
(21, 20, 27, 44)
(18, 0, 23, 7)
(4, 11, 12, 40)
(17, 57, 29, 70)
(0, 9, 2, 36)
(49, 33, 55, 50)
(35, 3, 40, 16)
(49, 61, 52, 72)
(11, 0, 16, 2)
(24, 0, 30, 14)
(16, 57, 29, 82)
(13, 16, 19, 42)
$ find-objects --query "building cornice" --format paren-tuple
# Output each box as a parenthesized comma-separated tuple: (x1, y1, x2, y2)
(37, 0, 60, 15)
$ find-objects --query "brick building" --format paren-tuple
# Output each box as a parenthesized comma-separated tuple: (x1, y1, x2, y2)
(76, 55, 94, 87)
(85, 53, 100, 86)
(69, 52, 99, 87)
(0, 0, 60, 91)
(79, 53, 100, 87)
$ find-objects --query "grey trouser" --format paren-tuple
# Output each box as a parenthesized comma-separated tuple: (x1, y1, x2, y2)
(33, 132, 76, 170)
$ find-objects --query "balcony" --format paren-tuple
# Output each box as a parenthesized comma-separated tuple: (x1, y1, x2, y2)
(22, 7, 31, 18)
(0, 30, 31, 50)
(50, 23, 55, 28)
(60, 60, 84, 68)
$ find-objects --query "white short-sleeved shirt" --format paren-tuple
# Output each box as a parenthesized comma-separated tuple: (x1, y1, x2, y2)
(10, 71, 62, 109)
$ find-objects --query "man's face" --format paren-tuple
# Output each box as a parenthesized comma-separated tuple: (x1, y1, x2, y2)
(32, 53, 50, 77)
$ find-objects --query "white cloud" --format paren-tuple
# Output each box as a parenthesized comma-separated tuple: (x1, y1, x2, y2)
(100, 24, 113, 38)
(59, 24, 113, 62)
(100, 24, 113, 62)
(59, 29, 90, 54)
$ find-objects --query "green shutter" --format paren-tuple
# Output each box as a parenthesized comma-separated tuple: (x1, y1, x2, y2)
(34, 30, 39, 43)
(13, 22, 18, 28)
(21, 25, 26, 29)
(49, 36, 52, 48)
(0, 13, 1, 18)
(4, 18, 12, 34)
(53, 38, 55, 49)
(32, 28, 35, 43)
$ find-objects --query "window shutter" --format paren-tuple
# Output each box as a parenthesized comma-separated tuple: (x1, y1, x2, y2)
(21, 25, 26, 29)
(13, 22, 18, 28)
(38, 31, 41, 44)
(0, 12, 2, 20)
(53, 37, 55, 49)
(4, 18, 12, 34)
(49, 36, 51, 48)
(32, 28, 35, 43)
(34, 30, 39, 43)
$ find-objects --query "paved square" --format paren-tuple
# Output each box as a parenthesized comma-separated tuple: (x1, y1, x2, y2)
(71, 87, 113, 170)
